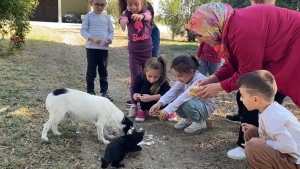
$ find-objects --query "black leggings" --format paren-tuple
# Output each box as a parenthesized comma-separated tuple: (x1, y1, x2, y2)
(236, 90, 286, 147)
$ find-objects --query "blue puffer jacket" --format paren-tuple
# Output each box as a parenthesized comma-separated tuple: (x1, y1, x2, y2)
(151, 24, 160, 57)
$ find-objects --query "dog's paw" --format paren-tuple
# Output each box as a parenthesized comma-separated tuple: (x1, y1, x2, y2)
(53, 132, 61, 136)
(102, 140, 110, 144)
(107, 135, 116, 140)
(41, 136, 49, 141)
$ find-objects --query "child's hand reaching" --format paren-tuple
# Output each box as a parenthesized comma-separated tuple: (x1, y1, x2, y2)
(133, 93, 139, 101)
(120, 19, 128, 31)
(89, 36, 101, 44)
(138, 94, 152, 102)
(149, 102, 162, 116)
(131, 14, 144, 21)
(159, 110, 169, 122)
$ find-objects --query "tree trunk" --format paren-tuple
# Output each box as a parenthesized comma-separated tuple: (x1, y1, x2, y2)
(187, 30, 195, 42)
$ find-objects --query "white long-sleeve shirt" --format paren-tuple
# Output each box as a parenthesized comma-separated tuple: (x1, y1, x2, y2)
(158, 71, 216, 115)
(259, 102, 300, 164)
(80, 12, 114, 50)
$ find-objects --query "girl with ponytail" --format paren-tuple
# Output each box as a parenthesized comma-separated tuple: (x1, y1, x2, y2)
(132, 56, 176, 122)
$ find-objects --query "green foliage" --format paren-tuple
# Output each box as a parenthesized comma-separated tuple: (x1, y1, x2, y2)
(158, 0, 298, 42)
(0, 0, 38, 56)
(159, 0, 184, 40)
(106, 0, 120, 29)
(224, 0, 299, 9)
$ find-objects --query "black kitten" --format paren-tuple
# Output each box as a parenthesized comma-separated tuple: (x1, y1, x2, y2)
(101, 129, 145, 168)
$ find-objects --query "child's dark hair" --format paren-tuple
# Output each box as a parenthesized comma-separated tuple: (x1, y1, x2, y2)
(237, 70, 277, 102)
(143, 56, 168, 94)
(252, 0, 276, 4)
(171, 55, 200, 74)
(118, 0, 148, 16)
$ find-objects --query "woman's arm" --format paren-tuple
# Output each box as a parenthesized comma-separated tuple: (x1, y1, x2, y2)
(218, 36, 265, 93)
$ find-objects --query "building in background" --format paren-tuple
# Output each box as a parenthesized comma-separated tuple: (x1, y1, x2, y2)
(30, 0, 92, 22)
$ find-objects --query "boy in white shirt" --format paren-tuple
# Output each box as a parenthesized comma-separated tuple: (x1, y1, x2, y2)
(238, 70, 300, 168)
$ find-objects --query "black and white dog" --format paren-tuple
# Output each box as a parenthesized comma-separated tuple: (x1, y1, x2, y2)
(101, 129, 145, 168)
(41, 88, 133, 144)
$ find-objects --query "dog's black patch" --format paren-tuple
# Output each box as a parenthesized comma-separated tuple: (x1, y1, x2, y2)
(101, 129, 144, 168)
(52, 88, 68, 96)
(121, 116, 133, 135)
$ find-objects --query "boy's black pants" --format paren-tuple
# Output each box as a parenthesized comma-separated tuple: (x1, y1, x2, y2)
(236, 90, 286, 147)
(86, 49, 108, 94)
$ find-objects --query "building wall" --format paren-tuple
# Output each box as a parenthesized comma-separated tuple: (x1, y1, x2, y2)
(61, 0, 90, 17)
(30, 0, 92, 22)
(30, 0, 58, 22)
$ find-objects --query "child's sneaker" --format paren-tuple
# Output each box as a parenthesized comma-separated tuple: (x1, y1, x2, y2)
(135, 110, 147, 122)
(184, 121, 207, 134)
(168, 112, 177, 121)
(101, 91, 113, 101)
(128, 105, 138, 118)
(174, 118, 192, 129)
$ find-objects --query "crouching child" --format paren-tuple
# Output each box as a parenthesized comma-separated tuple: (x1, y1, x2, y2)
(238, 70, 300, 169)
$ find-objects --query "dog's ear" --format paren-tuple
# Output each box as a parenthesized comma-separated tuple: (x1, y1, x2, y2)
(121, 116, 133, 127)
(123, 125, 130, 135)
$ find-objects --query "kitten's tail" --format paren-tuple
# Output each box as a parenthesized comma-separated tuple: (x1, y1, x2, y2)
(101, 157, 108, 168)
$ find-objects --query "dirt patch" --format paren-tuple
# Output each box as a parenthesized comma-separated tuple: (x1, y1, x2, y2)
(42, 28, 300, 169)
(1, 26, 299, 169)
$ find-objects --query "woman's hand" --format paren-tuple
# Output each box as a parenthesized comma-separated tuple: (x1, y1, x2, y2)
(196, 75, 219, 86)
(131, 14, 144, 21)
(159, 110, 169, 122)
(196, 83, 223, 98)
(149, 102, 162, 116)
(138, 94, 152, 102)
(119, 19, 128, 31)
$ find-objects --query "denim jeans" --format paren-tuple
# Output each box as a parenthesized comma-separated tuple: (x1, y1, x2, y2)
(86, 49, 108, 94)
(199, 59, 221, 76)
(175, 99, 209, 123)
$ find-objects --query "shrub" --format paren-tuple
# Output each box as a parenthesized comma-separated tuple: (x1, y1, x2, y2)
(0, 0, 38, 56)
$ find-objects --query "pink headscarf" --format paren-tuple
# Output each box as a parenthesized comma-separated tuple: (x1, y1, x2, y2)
(186, 2, 234, 61)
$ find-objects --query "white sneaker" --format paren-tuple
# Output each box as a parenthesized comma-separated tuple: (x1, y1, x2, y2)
(227, 147, 246, 160)
(184, 121, 207, 133)
(174, 118, 192, 129)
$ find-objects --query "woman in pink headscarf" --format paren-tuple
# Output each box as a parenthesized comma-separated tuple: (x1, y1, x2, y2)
(186, 1, 300, 166)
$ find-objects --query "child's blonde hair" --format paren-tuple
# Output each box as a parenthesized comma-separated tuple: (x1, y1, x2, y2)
(143, 56, 168, 94)
(118, 0, 148, 16)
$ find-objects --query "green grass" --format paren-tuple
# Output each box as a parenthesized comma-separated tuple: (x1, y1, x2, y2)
(0, 26, 88, 168)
